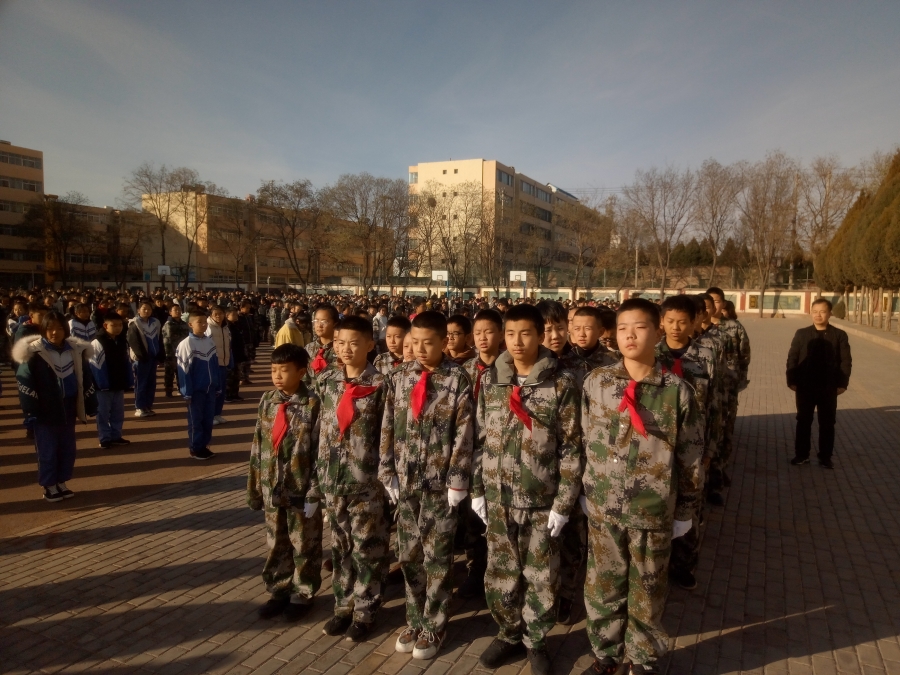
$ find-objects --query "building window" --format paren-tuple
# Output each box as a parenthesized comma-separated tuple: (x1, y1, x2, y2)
(409, 172, 418, 184)
(0, 200, 27, 213)
(442, 170, 447, 175)
(454, 169, 458, 174)
(0, 176, 42, 192)
(535, 187, 551, 204)
(0, 152, 42, 170)
(497, 170, 513, 186)
(520, 181, 534, 196)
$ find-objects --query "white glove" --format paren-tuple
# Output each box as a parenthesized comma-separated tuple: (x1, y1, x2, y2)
(471, 496, 487, 525)
(579, 495, 588, 516)
(448, 488, 466, 508)
(303, 501, 319, 518)
(547, 510, 569, 538)
(386, 476, 400, 505)
(672, 519, 692, 539)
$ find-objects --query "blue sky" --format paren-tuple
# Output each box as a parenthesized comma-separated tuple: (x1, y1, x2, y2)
(1, 1, 898, 207)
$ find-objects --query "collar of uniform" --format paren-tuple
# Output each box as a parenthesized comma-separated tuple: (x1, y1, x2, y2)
(573, 343, 606, 358)
(338, 362, 378, 384)
(494, 346, 557, 387)
(277, 385, 309, 406)
(410, 356, 453, 376)
(656, 337, 693, 357)
(610, 357, 665, 387)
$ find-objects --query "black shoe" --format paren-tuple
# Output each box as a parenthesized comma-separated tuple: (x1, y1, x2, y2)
(344, 621, 372, 642)
(791, 457, 810, 466)
(323, 615, 352, 636)
(819, 459, 834, 469)
(56, 482, 75, 499)
(99, 441, 112, 449)
(706, 491, 724, 507)
(631, 665, 659, 675)
(258, 596, 290, 619)
(43, 487, 64, 503)
(282, 601, 312, 623)
(165, 392, 175, 398)
(527, 648, 551, 675)
(582, 657, 626, 675)
(670, 568, 697, 590)
(557, 596, 575, 625)
(723, 472, 732, 487)
(479, 638, 526, 668)
(457, 570, 485, 599)
(190, 448, 216, 460)
(109, 438, 131, 446)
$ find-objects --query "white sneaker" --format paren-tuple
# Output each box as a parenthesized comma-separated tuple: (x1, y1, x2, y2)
(395, 626, 420, 653)
(412, 630, 445, 660)
(213, 415, 227, 425)
(135, 409, 155, 418)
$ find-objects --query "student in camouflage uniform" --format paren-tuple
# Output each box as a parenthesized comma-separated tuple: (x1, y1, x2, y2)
(580, 299, 704, 675)
(162, 303, 190, 397)
(309, 316, 388, 642)
(304, 303, 339, 380)
(268, 300, 284, 345)
(247, 344, 323, 622)
(373, 315, 410, 375)
(379, 311, 473, 661)
(656, 295, 718, 591)
(473, 304, 583, 675)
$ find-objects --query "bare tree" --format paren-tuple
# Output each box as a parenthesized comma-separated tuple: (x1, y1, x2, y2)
(177, 182, 227, 291)
(856, 147, 898, 193)
(694, 159, 741, 286)
(476, 189, 512, 297)
(798, 155, 858, 259)
(554, 197, 612, 298)
(22, 191, 93, 287)
(624, 165, 695, 298)
(736, 151, 797, 316)
(430, 181, 483, 292)
(108, 209, 151, 290)
(207, 198, 264, 290)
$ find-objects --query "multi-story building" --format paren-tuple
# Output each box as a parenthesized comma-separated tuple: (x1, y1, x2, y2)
(406, 158, 583, 290)
(0, 140, 45, 286)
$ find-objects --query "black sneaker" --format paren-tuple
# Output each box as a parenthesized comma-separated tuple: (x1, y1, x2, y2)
(670, 568, 697, 590)
(457, 570, 485, 599)
(527, 648, 551, 675)
(99, 441, 112, 449)
(791, 457, 810, 466)
(323, 615, 352, 636)
(344, 621, 372, 642)
(557, 596, 575, 625)
(283, 601, 312, 623)
(109, 438, 131, 446)
(56, 482, 75, 499)
(819, 459, 834, 469)
(706, 491, 724, 507)
(258, 595, 290, 619)
(190, 448, 216, 460)
(43, 487, 64, 503)
(479, 639, 526, 668)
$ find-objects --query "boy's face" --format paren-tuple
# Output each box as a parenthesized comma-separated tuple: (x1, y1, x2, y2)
(76, 307, 90, 321)
(473, 319, 502, 356)
(210, 309, 225, 325)
(703, 299, 716, 322)
(709, 293, 724, 319)
(271, 362, 306, 394)
(617, 309, 659, 362)
(138, 304, 152, 320)
(13, 304, 25, 317)
(31, 310, 47, 325)
(599, 328, 617, 351)
(662, 310, 693, 345)
(571, 315, 600, 349)
(542, 320, 568, 355)
(411, 327, 447, 368)
(104, 319, 124, 337)
(227, 311, 239, 324)
(313, 310, 336, 339)
(505, 319, 542, 364)
(402, 333, 415, 362)
(169, 305, 182, 319)
(446, 322, 469, 352)
(385, 326, 407, 357)
(189, 315, 208, 336)
(335, 329, 373, 369)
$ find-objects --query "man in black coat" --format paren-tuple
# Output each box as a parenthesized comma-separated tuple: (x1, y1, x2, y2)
(786, 298, 852, 469)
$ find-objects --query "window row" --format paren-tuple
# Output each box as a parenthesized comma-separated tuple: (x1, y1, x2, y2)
(0, 200, 27, 213)
(0, 248, 43, 262)
(0, 152, 42, 170)
(66, 253, 105, 264)
(497, 170, 513, 186)
(0, 176, 41, 192)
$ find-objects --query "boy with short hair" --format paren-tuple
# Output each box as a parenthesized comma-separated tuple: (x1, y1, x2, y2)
(563, 306, 617, 385)
(445, 314, 475, 365)
(69, 303, 96, 342)
(163, 303, 190, 397)
(90, 313, 133, 449)
(247, 344, 323, 622)
(580, 298, 704, 675)
(305, 304, 339, 377)
(380, 310, 474, 661)
(225, 307, 248, 402)
(309, 315, 388, 641)
(206, 305, 232, 425)
(14, 303, 47, 346)
(373, 315, 411, 375)
(127, 300, 162, 418)
(537, 300, 570, 358)
(176, 310, 220, 461)
(473, 305, 583, 675)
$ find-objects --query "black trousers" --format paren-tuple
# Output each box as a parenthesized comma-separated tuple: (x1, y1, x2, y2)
(795, 387, 837, 461)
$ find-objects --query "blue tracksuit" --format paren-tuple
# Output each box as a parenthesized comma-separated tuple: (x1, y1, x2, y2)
(176, 333, 221, 454)
(69, 317, 97, 342)
(127, 317, 162, 412)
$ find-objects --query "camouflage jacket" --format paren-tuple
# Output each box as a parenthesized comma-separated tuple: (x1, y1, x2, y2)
(268, 306, 284, 331)
(581, 359, 704, 529)
(560, 343, 618, 385)
(247, 387, 321, 511)
(373, 351, 403, 376)
(472, 347, 583, 513)
(462, 355, 496, 400)
(714, 318, 751, 384)
(309, 363, 386, 498)
(304, 338, 338, 383)
(162, 317, 191, 359)
(656, 339, 719, 460)
(379, 357, 474, 494)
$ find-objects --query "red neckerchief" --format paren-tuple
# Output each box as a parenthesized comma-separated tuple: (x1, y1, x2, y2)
(473, 361, 488, 401)
(410, 370, 431, 420)
(336, 381, 379, 439)
(618, 379, 647, 438)
(272, 400, 290, 450)
(509, 385, 532, 431)
(311, 347, 328, 373)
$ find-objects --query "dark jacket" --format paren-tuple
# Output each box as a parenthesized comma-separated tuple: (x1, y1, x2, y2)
(786, 324, 852, 391)
(228, 319, 249, 364)
(91, 332, 133, 391)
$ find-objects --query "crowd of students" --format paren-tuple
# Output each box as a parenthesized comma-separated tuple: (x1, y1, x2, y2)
(4, 285, 750, 675)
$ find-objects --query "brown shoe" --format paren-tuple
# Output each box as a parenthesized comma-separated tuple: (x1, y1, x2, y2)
(395, 626, 420, 653)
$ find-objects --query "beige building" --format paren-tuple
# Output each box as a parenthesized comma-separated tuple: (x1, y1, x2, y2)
(407, 158, 582, 290)
(0, 140, 45, 286)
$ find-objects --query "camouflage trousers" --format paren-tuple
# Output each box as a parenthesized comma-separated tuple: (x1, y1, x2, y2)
(396, 489, 457, 632)
(325, 491, 389, 623)
(584, 513, 671, 667)
(485, 502, 559, 650)
(558, 502, 587, 601)
(164, 357, 178, 395)
(261, 504, 323, 601)
(709, 386, 739, 489)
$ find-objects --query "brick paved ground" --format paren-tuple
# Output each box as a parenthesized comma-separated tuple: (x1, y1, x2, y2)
(2, 316, 900, 675)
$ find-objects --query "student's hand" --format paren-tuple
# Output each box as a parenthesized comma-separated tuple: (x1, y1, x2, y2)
(447, 488, 466, 508)
(386, 476, 400, 505)
(788, 385, 797, 392)
(471, 496, 487, 525)
(837, 387, 847, 395)
(672, 520, 692, 539)
(579, 495, 588, 516)
(547, 510, 568, 538)
(303, 501, 319, 518)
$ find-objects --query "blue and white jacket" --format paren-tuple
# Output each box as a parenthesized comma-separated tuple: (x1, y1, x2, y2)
(69, 317, 97, 342)
(90, 333, 134, 391)
(176, 333, 221, 398)
(126, 316, 162, 362)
